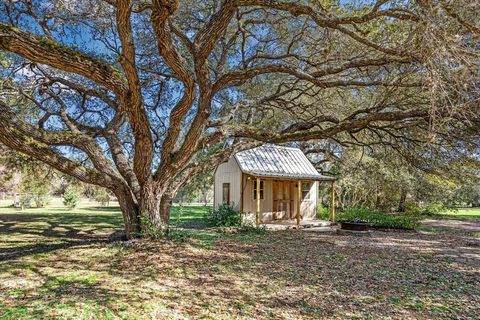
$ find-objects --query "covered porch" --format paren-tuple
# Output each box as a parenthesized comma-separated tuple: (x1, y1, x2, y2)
(240, 174, 337, 226)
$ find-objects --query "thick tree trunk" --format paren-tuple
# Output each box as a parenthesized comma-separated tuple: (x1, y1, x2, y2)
(159, 196, 172, 224)
(115, 182, 174, 238)
(114, 187, 141, 238)
(137, 183, 172, 235)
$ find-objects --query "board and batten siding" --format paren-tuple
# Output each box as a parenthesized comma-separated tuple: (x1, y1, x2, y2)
(301, 181, 319, 219)
(242, 177, 319, 221)
(214, 157, 242, 211)
(214, 155, 320, 221)
(242, 175, 274, 220)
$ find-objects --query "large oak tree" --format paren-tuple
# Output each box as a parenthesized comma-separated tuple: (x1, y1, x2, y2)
(0, 0, 478, 237)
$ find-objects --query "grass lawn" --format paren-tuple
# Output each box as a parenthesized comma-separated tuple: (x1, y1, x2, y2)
(0, 200, 479, 319)
(437, 207, 480, 219)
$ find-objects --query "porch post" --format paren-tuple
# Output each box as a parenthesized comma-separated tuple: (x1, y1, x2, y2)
(256, 177, 260, 226)
(297, 180, 302, 226)
(330, 180, 336, 224)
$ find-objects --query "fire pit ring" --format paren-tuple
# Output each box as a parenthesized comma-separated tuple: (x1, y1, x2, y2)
(340, 221, 370, 231)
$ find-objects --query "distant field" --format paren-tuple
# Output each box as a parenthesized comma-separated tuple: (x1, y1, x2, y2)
(0, 197, 118, 211)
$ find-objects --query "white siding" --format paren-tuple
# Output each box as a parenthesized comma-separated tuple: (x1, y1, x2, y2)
(214, 157, 242, 211)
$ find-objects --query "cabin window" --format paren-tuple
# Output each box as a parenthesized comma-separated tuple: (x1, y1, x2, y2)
(253, 180, 264, 200)
(222, 183, 230, 205)
(301, 182, 311, 200)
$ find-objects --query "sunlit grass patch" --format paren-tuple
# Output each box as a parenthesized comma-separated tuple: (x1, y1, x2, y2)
(45, 274, 98, 288)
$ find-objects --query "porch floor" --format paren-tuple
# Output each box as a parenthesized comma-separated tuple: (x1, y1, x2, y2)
(261, 219, 332, 231)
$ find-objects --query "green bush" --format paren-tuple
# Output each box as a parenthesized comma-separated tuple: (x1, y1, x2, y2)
(207, 204, 241, 227)
(94, 189, 110, 206)
(336, 207, 418, 230)
(421, 201, 448, 215)
(33, 193, 50, 208)
(404, 201, 422, 215)
(317, 205, 330, 220)
(19, 194, 33, 209)
(63, 186, 79, 209)
(20, 171, 50, 208)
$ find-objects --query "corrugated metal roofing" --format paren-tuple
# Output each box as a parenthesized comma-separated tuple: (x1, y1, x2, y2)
(234, 145, 336, 181)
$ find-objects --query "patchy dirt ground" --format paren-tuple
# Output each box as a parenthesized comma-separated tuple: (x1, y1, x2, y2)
(0, 206, 479, 319)
(419, 218, 480, 235)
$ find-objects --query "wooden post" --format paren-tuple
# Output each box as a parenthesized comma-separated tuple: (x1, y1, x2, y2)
(256, 177, 260, 226)
(330, 180, 336, 224)
(297, 180, 302, 226)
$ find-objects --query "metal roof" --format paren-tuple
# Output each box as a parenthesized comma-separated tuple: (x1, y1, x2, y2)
(234, 145, 336, 181)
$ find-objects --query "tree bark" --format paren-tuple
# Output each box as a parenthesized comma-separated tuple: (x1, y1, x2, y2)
(159, 195, 172, 224)
(135, 182, 173, 234)
(114, 187, 141, 238)
(398, 189, 407, 212)
(114, 183, 174, 238)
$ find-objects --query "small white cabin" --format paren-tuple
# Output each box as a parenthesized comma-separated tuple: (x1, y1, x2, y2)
(214, 145, 336, 224)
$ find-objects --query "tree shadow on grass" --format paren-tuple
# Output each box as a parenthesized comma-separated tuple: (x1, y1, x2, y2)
(82, 206, 124, 212)
(0, 212, 121, 262)
(1, 265, 129, 319)
(0, 239, 109, 262)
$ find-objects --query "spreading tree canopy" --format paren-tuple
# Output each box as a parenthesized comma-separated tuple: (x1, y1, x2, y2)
(0, 0, 478, 237)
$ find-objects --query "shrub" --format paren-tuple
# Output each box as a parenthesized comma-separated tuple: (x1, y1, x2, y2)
(19, 194, 33, 209)
(317, 205, 330, 220)
(33, 193, 50, 208)
(63, 186, 79, 209)
(336, 207, 418, 230)
(94, 189, 110, 206)
(404, 201, 422, 215)
(20, 171, 50, 208)
(207, 204, 241, 227)
(421, 201, 447, 215)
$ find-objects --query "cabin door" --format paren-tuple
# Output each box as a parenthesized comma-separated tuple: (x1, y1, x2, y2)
(272, 180, 294, 220)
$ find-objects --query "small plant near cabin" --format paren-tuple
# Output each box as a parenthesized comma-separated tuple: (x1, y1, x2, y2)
(207, 203, 241, 227)
(317, 205, 330, 220)
(63, 186, 79, 209)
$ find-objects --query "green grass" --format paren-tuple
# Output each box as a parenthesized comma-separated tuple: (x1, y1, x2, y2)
(432, 207, 480, 219)
(1, 199, 479, 319)
(170, 204, 210, 227)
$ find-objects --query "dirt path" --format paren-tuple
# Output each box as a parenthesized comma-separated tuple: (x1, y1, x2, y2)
(419, 218, 480, 234)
